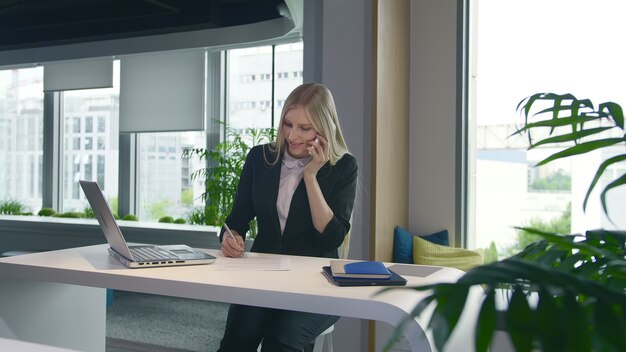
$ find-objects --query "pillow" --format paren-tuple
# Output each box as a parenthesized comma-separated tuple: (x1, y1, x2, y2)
(393, 226, 414, 264)
(393, 227, 450, 264)
(412, 235, 483, 272)
(421, 229, 450, 246)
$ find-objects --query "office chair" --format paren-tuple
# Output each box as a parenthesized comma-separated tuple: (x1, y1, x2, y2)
(256, 324, 334, 352)
(312, 324, 334, 352)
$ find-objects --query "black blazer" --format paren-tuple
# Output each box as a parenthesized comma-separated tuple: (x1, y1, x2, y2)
(222, 144, 358, 258)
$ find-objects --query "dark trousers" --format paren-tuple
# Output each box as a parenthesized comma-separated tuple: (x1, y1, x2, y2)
(217, 304, 340, 352)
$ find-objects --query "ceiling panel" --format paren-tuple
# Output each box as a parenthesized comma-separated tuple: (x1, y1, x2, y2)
(0, 0, 284, 50)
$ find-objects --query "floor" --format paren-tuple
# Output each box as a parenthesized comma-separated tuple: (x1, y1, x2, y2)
(106, 337, 194, 352)
(105, 291, 229, 352)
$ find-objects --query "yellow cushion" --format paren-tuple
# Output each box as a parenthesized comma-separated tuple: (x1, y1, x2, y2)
(412, 235, 483, 272)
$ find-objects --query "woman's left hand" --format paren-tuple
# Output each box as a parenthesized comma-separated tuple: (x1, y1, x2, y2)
(304, 134, 329, 177)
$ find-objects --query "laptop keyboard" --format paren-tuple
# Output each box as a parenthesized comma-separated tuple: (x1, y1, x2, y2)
(130, 247, 177, 261)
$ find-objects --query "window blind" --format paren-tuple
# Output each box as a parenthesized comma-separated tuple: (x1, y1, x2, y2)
(43, 58, 113, 92)
(119, 49, 205, 133)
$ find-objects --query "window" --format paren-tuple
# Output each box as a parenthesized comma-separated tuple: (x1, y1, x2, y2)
(138, 131, 206, 222)
(227, 46, 274, 130)
(61, 61, 120, 213)
(226, 42, 303, 131)
(468, 0, 626, 257)
(85, 116, 93, 133)
(0, 67, 44, 213)
(273, 43, 303, 124)
(1, 39, 303, 224)
(97, 116, 106, 133)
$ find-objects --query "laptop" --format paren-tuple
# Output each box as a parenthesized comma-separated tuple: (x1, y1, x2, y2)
(79, 180, 216, 268)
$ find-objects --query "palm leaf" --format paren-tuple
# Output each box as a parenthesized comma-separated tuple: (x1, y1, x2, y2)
(583, 154, 626, 211)
(560, 293, 591, 352)
(599, 101, 625, 129)
(382, 293, 438, 352)
(427, 284, 470, 350)
(516, 93, 576, 144)
(387, 261, 626, 351)
(527, 126, 614, 149)
(593, 299, 626, 351)
(475, 289, 496, 352)
(505, 288, 533, 352)
(514, 227, 618, 259)
(512, 115, 588, 135)
(535, 289, 560, 351)
(535, 137, 626, 167)
(600, 173, 626, 220)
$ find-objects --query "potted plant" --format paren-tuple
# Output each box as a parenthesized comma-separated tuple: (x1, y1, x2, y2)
(183, 124, 275, 238)
(386, 93, 626, 352)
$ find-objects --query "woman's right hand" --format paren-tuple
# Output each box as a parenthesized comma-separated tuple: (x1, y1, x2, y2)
(221, 229, 245, 258)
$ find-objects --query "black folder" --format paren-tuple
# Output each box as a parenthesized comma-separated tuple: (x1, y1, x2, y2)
(322, 266, 407, 287)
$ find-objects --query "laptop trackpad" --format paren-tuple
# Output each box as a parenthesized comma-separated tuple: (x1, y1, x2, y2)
(160, 245, 213, 260)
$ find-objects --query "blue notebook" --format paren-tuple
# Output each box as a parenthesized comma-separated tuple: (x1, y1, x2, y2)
(322, 266, 407, 287)
(329, 260, 392, 279)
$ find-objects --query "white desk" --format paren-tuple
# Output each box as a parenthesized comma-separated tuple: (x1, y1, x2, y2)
(0, 337, 81, 352)
(0, 244, 464, 352)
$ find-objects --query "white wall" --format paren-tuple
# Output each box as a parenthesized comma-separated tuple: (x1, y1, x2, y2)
(314, 0, 463, 350)
(410, 0, 461, 244)
(306, 1, 373, 350)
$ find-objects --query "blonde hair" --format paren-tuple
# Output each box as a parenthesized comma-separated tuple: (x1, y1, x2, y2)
(268, 83, 350, 165)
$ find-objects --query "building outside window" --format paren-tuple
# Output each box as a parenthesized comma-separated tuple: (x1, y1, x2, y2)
(227, 46, 274, 131)
(62, 71, 120, 213)
(138, 131, 206, 222)
(0, 67, 44, 213)
(468, 0, 626, 257)
(227, 42, 303, 132)
(273, 43, 304, 122)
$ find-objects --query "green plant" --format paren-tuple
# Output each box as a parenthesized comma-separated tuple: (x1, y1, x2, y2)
(38, 207, 57, 217)
(529, 169, 571, 191)
(181, 188, 194, 207)
(121, 214, 138, 221)
(501, 203, 571, 258)
(482, 241, 498, 264)
(83, 207, 96, 219)
(53, 212, 84, 218)
(0, 199, 26, 215)
(518, 93, 625, 218)
(158, 216, 174, 223)
(183, 125, 275, 237)
(149, 199, 171, 220)
(386, 94, 626, 352)
(185, 206, 207, 225)
(173, 218, 186, 224)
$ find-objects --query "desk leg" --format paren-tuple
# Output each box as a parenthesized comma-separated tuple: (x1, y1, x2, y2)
(375, 320, 432, 352)
(0, 277, 106, 352)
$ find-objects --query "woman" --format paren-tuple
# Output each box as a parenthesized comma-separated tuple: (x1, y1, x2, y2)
(218, 83, 358, 352)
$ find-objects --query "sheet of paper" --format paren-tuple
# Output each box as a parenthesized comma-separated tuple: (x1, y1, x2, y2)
(215, 256, 291, 271)
(387, 264, 442, 277)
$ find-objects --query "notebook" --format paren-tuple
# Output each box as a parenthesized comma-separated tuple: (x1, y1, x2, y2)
(79, 180, 216, 268)
(329, 260, 392, 279)
(322, 266, 407, 287)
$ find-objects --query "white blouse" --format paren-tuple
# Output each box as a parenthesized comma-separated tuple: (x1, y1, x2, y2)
(277, 152, 312, 233)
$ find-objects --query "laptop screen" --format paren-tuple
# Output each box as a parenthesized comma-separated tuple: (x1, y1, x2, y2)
(79, 180, 134, 260)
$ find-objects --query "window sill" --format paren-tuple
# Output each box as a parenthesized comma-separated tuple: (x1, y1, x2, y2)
(0, 215, 220, 254)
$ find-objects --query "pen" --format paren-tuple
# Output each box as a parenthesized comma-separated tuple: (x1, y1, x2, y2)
(224, 222, 246, 258)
